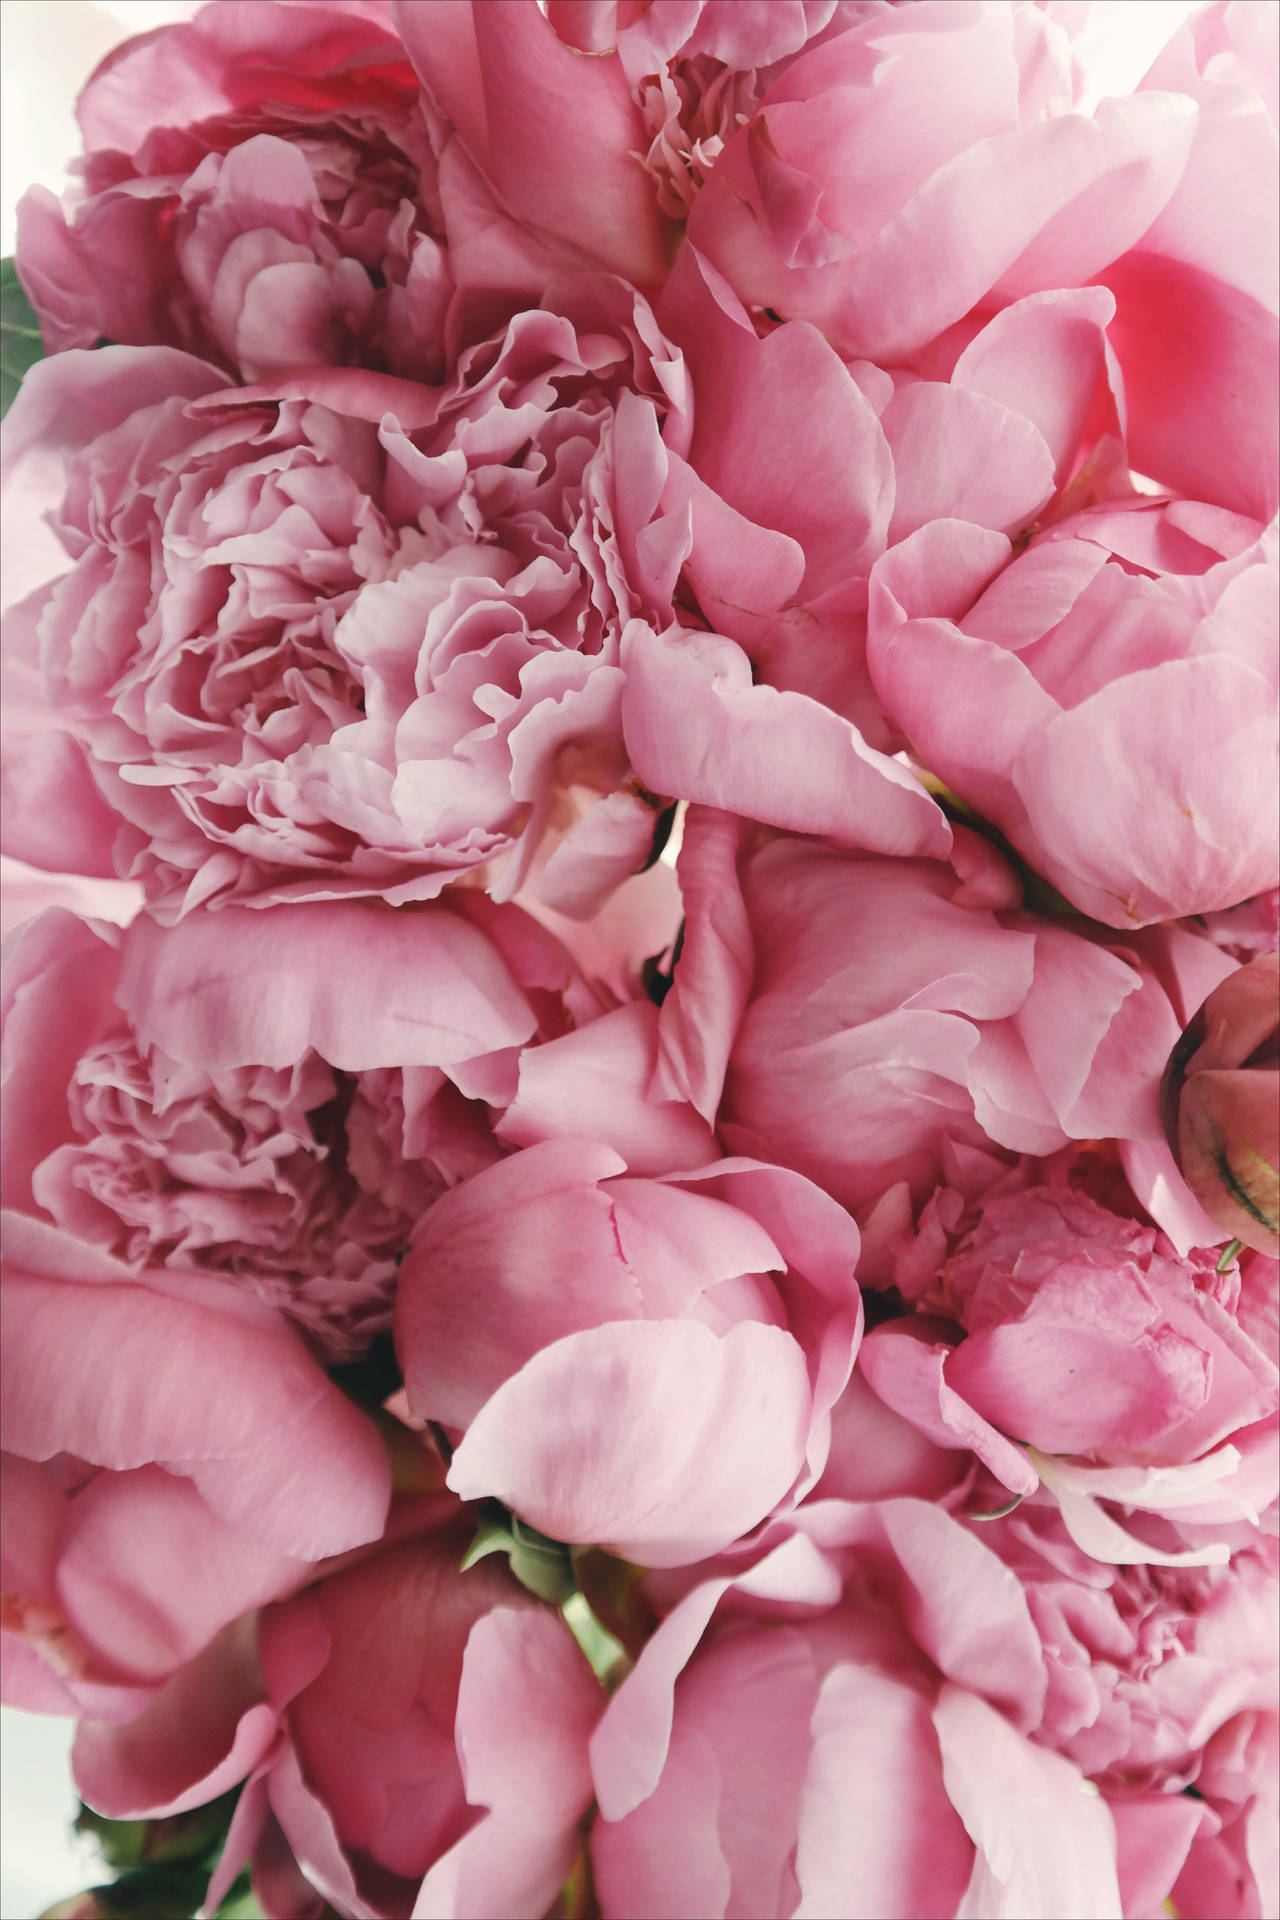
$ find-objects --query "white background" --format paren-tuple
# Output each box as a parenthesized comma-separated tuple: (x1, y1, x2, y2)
(0, 0, 1202, 1913)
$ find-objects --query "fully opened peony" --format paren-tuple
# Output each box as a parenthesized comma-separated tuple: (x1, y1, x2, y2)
(1, 892, 581, 1359)
(588, 1501, 1124, 1920)
(2, 274, 689, 916)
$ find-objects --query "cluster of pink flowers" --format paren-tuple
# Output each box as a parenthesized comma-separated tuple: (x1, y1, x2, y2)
(2, 4, 1276, 1917)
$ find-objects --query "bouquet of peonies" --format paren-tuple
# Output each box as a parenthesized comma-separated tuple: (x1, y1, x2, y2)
(2, 3, 1277, 1917)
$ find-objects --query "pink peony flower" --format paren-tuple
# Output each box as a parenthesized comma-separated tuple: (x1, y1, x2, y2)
(868, 503, 1279, 929)
(1161, 952, 1280, 1257)
(2, 895, 560, 1358)
(656, 808, 1202, 1218)
(15, 0, 457, 385)
(588, 1499, 1124, 1919)
(862, 1172, 1278, 1562)
(680, 2, 1199, 364)
(975, 1502, 1278, 1920)
(59, 1488, 603, 1920)
(395, 1140, 863, 1566)
(617, 251, 1133, 858)
(2, 273, 689, 916)
(198, 1512, 604, 1920)
(1, 1211, 391, 1719)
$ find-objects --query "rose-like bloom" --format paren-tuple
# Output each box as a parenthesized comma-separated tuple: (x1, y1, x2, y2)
(588, 1499, 1124, 1919)
(654, 808, 1202, 1218)
(395, 1139, 863, 1567)
(1162, 953, 1280, 1256)
(2, 893, 563, 1358)
(2, 272, 688, 915)
(867, 503, 1279, 929)
(15, 0, 456, 385)
(862, 1173, 1278, 1563)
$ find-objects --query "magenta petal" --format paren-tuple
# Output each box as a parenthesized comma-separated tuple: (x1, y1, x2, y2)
(446, 1319, 812, 1566)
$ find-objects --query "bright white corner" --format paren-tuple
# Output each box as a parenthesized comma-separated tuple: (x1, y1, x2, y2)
(0, 1707, 98, 1917)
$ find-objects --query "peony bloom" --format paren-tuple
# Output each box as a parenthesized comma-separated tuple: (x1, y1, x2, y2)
(15, 0, 457, 385)
(395, 1140, 863, 1567)
(680, 2, 1196, 363)
(58, 1489, 603, 1920)
(2, 272, 689, 916)
(588, 1499, 1124, 1919)
(655, 809, 1207, 1218)
(862, 1169, 1278, 1563)
(2, 895, 562, 1358)
(1161, 952, 1280, 1257)
(616, 248, 1135, 857)
(975, 1502, 1278, 1920)
(199, 1511, 603, 1920)
(867, 503, 1279, 929)
(1, 1211, 390, 1721)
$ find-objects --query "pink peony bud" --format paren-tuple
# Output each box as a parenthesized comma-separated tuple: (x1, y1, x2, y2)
(1161, 952, 1280, 1255)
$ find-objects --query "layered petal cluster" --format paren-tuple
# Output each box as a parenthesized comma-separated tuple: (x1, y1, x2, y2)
(396, 1139, 862, 1567)
(864, 1171, 1278, 1560)
(15, 0, 455, 385)
(2, 2, 1277, 1917)
(588, 1501, 1125, 1920)
(2, 896, 567, 1354)
(2, 275, 688, 914)
(656, 809, 1209, 1214)
(868, 504, 1279, 929)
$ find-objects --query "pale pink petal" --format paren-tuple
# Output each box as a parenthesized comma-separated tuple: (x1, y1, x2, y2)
(934, 1685, 1123, 1920)
(794, 1665, 973, 1920)
(447, 1319, 812, 1566)
(2, 1271, 390, 1558)
(621, 622, 950, 858)
(500, 1002, 717, 1176)
(72, 1617, 277, 1819)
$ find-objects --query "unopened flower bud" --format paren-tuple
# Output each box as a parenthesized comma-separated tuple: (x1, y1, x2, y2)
(1161, 952, 1279, 1255)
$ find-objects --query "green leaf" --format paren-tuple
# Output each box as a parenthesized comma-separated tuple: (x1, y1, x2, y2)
(561, 1591, 628, 1686)
(460, 1506, 576, 1605)
(1, 256, 44, 416)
